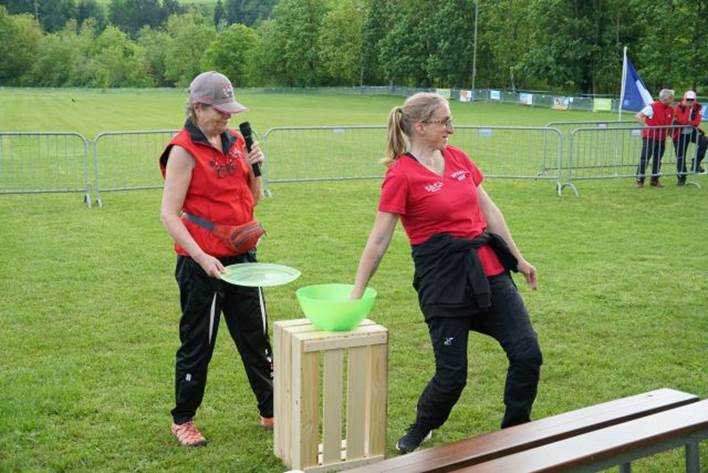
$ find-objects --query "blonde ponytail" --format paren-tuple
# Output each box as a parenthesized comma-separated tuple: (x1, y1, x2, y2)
(382, 93, 448, 167)
(383, 107, 407, 166)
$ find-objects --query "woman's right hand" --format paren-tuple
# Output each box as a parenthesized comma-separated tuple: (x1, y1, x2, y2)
(349, 286, 364, 300)
(195, 252, 226, 278)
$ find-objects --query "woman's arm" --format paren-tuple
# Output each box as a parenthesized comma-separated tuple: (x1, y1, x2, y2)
(478, 185, 537, 289)
(160, 145, 225, 278)
(351, 211, 399, 299)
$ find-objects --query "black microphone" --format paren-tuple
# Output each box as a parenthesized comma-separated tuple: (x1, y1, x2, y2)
(238, 121, 261, 177)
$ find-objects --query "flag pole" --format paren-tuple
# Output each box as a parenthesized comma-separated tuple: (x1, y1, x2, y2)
(619, 46, 627, 121)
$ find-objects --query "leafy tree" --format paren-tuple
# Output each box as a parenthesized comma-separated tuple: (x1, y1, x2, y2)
(318, 0, 366, 85)
(163, 12, 216, 86)
(224, 0, 275, 27)
(377, 1, 432, 86)
(162, 0, 183, 17)
(0, 0, 78, 32)
(29, 20, 83, 85)
(252, 18, 282, 85)
(425, 0, 475, 87)
(631, 0, 708, 94)
(224, 0, 241, 25)
(108, 0, 163, 36)
(77, 0, 106, 30)
(213, 0, 226, 29)
(137, 25, 172, 86)
(81, 25, 151, 86)
(66, 18, 100, 85)
(268, 0, 327, 86)
(476, 0, 533, 90)
(203, 23, 259, 86)
(0, 6, 42, 84)
(360, 0, 393, 85)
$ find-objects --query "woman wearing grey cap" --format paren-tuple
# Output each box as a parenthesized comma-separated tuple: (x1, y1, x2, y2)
(158, 71, 272, 447)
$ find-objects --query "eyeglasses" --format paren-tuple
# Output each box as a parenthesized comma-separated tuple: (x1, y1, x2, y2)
(424, 117, 454, 128)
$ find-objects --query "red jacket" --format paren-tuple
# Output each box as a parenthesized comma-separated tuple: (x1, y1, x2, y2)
(672, 99, 704, 140)
(641, 101, 674, 140)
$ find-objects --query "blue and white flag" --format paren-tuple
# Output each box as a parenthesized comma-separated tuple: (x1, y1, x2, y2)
(620, 49, 653, 112)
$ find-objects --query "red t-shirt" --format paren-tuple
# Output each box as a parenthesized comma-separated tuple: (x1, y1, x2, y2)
(378, 145, 505, 277)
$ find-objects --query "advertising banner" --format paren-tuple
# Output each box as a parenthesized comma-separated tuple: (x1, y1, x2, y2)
(552, 96, 570, 111)
(593, 98, 613, 112)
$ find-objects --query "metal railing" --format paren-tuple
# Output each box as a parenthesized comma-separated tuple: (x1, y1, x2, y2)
(563, 125, 702, 195)
(0, 131, 91, 206)
(93, 130, 178, 207)
(261, 126, 387, 183)
(261, 125, 564, 195)
(1, 124, 704, 206)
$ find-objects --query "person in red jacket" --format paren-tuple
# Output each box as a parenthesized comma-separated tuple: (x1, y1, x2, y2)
(351, 93, 542, 454)
(159, 71, 273, 447)
(672, 90, 707, 184)
(635, 89, 675, 188)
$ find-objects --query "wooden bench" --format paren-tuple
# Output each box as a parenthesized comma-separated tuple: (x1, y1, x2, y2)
(347, 388, 700, 473)
(454, 399, 708, 473)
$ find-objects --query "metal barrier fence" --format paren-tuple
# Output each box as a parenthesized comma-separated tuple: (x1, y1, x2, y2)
(262, 125, 564, 194)
(0, 132, 91, 206)
(564, 125, 702, 195)
(2, 125, 704, 205)
(261, 126, 386, 183)
(93, 130, 178, 207)
(542, 120, 641, 177)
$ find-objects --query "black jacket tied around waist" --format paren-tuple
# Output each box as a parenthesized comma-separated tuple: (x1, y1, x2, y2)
(411, 232, 518, 319)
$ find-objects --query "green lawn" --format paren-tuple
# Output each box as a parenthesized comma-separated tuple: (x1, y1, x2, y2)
(0, 87, 617, 137)
(0, 90, 706, 472)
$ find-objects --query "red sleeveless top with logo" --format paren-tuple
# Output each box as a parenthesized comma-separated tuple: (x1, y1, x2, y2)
(378, 145, 505, 277)
(159, 120, 254, 257)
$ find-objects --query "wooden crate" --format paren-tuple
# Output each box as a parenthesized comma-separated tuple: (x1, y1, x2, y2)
(274, 319, 388, 472)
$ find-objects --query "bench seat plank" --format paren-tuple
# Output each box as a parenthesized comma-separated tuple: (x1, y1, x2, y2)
(453, 399, 708, 473)
(348, 388, 698, 473)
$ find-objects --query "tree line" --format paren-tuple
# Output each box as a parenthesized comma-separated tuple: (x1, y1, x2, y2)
(1, 0, 706, 94)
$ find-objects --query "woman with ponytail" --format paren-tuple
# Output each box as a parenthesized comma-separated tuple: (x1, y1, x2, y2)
(351, 92, 543, 454)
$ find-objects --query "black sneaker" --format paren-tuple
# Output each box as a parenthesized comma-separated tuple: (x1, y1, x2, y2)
(395, 424, 432, 454)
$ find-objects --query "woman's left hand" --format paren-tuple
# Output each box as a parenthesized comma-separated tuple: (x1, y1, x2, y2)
(246, 142, 264, 168)
(517, 259, 537, 290)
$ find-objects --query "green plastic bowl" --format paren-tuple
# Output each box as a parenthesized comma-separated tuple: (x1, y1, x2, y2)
(296, 284, 377, 332)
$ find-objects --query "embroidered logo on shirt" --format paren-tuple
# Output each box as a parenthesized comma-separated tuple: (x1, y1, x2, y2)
(444, 337, 455, 346)
(425, 181, 443, 193)
(450, 170, 469, 181)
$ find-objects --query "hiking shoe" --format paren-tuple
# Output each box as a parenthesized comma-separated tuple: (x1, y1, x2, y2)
(260, 416, 274, 429)
(395, 424, 432, 454)
(171, 421, 207, 447)
(650, 181, 664, 188)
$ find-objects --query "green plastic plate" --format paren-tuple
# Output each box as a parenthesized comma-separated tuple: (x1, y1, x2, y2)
(221, 263, 301, 287)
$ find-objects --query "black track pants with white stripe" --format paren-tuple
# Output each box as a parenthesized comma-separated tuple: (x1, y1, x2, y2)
(171, 253, 273, 424)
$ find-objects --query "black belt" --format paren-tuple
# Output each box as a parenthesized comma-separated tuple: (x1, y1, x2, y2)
(182, 212, 216, 231)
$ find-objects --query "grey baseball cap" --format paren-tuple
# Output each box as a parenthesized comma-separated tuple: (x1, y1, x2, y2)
(188, 71, 247, 114)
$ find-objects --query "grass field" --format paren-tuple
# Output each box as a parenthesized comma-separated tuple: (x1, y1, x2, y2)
(1, 89, 707, 472)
